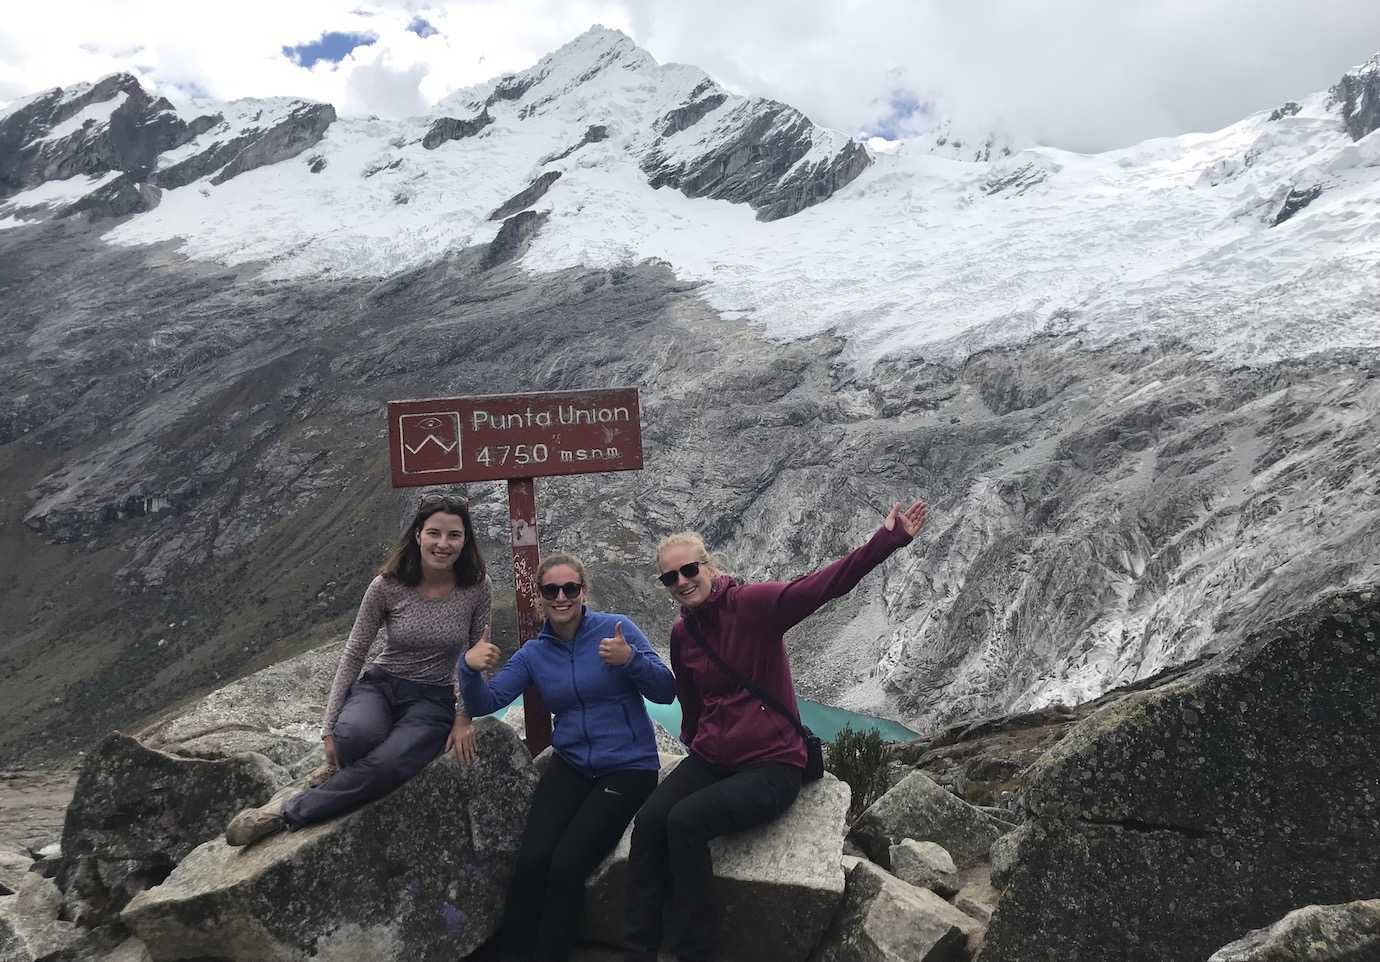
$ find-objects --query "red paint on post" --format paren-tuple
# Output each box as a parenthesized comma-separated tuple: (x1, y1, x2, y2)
(387, 388, 642, 487)
(507, 477, 551, 755)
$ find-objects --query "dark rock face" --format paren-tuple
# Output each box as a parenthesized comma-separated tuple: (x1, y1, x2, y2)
(643, 99, 872, 221)
(808, 858, 978, 962)
(122, 720, 537, 962)
(849, 771, 1008, 870)
(58, 173, 161, 220)
(485, 74, 535, 107)
(1272, 184, 1322, 226)
(481, 210, 548, 269)
(1208, 900, 1380, 962)
(57, 733, 284, 923)
(489, 170, 562, 220)
(422, 109, 493, 149)
(659, 92, 727, 137)
(208, 103, 337, 186)
(1268, 100, 1302, 122)
(1331, 54, 1380, 141)
(977, 586, 1380, 962)
(0, 74, 211, 198)
(542, 123, 609, 164)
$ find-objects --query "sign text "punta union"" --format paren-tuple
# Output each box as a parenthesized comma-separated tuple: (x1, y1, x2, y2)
(470, 403, 632, 432)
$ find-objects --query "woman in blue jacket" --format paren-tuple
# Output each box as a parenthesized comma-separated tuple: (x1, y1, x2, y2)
(460, 552, 675, 962)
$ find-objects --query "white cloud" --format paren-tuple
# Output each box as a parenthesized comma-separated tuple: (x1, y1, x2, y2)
(1, 0, 1378, 149)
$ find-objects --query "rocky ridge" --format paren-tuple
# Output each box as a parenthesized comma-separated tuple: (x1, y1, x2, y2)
(3, 584, 1376, 960)
(0, 34, 1378, 765)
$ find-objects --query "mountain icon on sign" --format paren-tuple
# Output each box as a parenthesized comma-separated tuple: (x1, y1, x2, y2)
(398, 413, 463, 474)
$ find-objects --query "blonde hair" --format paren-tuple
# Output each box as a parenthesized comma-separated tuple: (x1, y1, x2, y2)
(655, 531, 721, 574)
(538, 552, 591, 592)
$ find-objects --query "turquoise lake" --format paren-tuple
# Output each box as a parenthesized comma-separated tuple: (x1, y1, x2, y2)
(497, 696, 917, 743)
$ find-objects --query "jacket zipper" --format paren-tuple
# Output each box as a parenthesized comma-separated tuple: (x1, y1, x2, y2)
(620, 702, 636, 743)
(569, 642, 591, 773)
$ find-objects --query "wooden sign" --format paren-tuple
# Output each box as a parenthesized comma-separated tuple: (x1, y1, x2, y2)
(387, 388, 643, 487)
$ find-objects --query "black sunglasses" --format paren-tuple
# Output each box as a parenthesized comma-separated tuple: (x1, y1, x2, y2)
(657, 561, 705, 587)
(540, 581, 584, 601)
(418, 493, 468, 513)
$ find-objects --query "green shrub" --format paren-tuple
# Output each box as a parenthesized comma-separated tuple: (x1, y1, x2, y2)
(826, 724, 889, 821)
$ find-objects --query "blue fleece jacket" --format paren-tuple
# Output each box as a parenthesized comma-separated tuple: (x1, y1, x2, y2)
(458, 608, 675, 778)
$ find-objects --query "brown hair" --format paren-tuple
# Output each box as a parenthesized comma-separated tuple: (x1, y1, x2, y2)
(538, 552, 590, 593)
(379, 493, 486, 587)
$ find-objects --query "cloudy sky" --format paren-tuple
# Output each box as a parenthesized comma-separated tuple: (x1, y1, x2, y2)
(2, 1, 1378, 151)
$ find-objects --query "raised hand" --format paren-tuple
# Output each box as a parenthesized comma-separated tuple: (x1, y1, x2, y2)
(884, 498, 928, 537)
(598, 622, 633, 667)
(464, 626, 501, 671)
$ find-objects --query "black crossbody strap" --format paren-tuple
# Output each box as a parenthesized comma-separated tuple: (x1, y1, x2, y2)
(683, 614, 810, 742)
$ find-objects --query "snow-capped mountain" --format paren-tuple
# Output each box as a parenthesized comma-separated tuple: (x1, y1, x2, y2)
(1, 30, 1378, 759)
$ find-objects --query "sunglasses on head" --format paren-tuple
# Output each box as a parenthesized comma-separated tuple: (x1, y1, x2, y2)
(657, 561, 705, 587)
(540, 581, 584, 601)
(418, 493, 468, 514)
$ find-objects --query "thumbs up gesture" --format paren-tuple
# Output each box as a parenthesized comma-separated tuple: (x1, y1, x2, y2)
(599, 622, 633, 667)
(465, 627, 501, 671)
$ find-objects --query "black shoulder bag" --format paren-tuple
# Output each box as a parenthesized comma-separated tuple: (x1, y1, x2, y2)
(683, 615, 824, 782)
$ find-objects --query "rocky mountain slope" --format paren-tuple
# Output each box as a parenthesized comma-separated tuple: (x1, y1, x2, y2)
(1, 30, 1378, 762)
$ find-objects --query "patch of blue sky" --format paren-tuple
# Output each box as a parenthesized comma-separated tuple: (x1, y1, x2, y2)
(407, 16, 438, 38)
(869, 91, 927, 140)
(282, 31, 377, 69)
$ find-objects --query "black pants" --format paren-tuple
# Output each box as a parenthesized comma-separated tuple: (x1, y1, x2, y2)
(502, 754, 657, 962)
(623, 753, 802, 962)
(283, 667, 454, 828)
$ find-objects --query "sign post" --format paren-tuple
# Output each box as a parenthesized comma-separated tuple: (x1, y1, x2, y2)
(386, 388, 644, 755)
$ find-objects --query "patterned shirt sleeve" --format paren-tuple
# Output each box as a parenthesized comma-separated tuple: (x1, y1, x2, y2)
(321, 576, 389, 738)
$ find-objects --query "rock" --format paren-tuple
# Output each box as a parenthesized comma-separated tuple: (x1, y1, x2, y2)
(0, 850, 31, 895)
(0, 74, 199, 197)
(642, 99, 871, 221)
(953, 873, 999, 926)
(489, 170, 562, 220)
(850, 772, 1007, 871)
(122, 718, 537, 962)
(481, 210, 548, 269)
(974, 806, 1018, 828)
(0, 897, 82, 962)
(138, 641, 339, 766)
(1208, 899, 1380, 961)
(63, 732, 285, 866)
(12, 874, 61, 921)
(1331, 53, 1380, 141)
(583, 759, 850, 962)
(888, 839, 959, 898)
(543, 124, 609, 163)
(1272, 185, 1322, 226)
(58, 173, 161, 220)
(978, 587, 1380, 962)
(658, 91, 727, 137)
(59, 732, 286, 923)
(807, 858, 981, 962)
(987, 829, 1020, 891)
(209, 103, 336, 185)
(106, 936, 155, 962)
(422, 109, 492, 149)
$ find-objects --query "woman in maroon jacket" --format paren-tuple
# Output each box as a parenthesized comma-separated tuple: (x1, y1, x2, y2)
(622, 499, 928, 962)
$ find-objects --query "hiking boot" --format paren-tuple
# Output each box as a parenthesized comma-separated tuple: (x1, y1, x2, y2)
(225, 791, 292, 847)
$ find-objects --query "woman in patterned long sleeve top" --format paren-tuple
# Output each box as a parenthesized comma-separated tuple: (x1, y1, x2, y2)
(225, 493, 491, 847)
